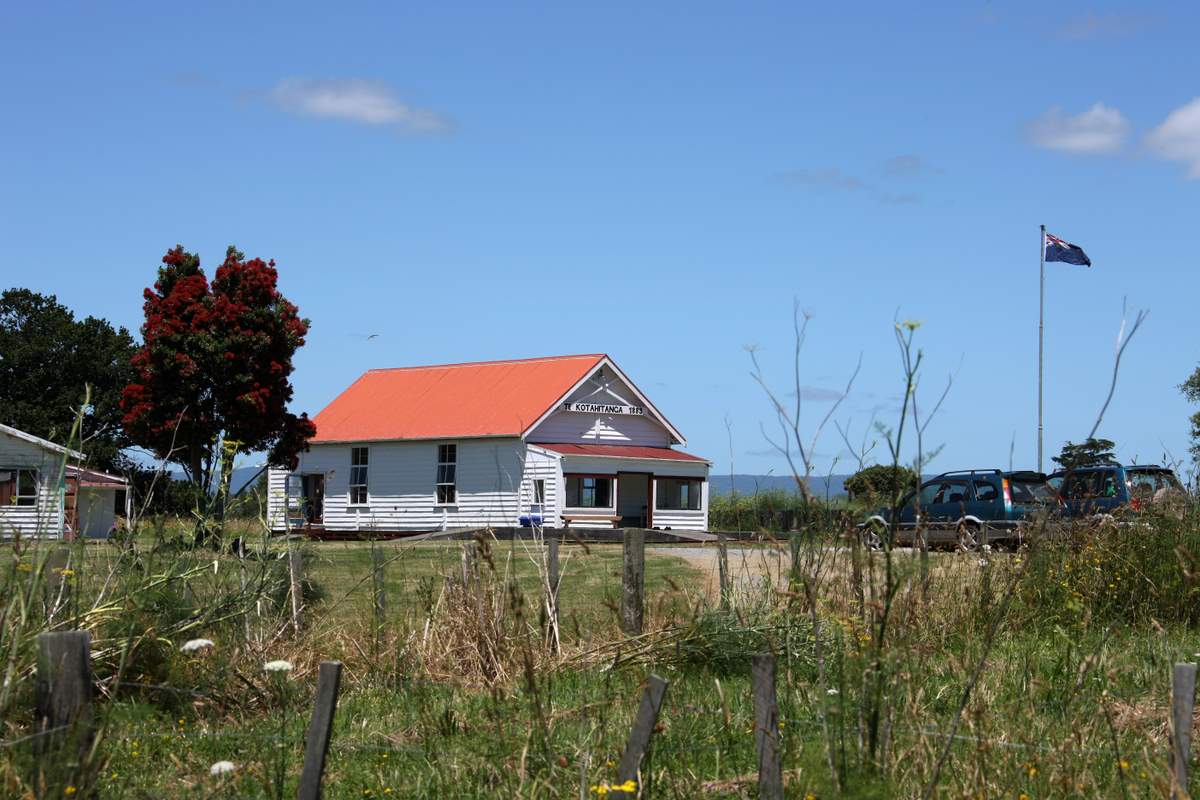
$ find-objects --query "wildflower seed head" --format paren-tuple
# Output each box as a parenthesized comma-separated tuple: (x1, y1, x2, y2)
(180, 639, 215, 654)
(209, 760, 236, 776)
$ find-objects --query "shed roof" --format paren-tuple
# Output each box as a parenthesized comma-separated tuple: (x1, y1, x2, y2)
(67, 465, 129, 489)
(0, 422, 85, 460)
(311, 354, 608, 443)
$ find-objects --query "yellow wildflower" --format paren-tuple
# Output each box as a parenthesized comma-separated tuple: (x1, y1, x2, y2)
(64, 788, 76, 796)
(1118, 758, 1130, 771)
(17, 563, 32, 573)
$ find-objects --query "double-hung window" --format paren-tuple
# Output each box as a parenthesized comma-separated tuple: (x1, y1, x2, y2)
(349, 447, 369, 505)
(436, 444, 457, 505)
(0, 469, 38, 507)
(531, 479, 546, 513)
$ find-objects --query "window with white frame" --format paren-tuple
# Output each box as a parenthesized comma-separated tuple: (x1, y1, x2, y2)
(655, 478, 703, 511)
(286, 474, 303, 512)
(436, 444, 457, 505)
(531, 479, 545, 512)
(0, 469, 38, 507)
(349, 447, 369, 505)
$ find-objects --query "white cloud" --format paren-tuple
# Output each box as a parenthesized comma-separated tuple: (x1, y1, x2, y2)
(1027, 103, 1129, 154)
(1145, 98, 1200, 179)
(269, 79, 452, 134)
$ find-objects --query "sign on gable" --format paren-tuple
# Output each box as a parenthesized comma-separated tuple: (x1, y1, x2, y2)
(563, 402, 645, 416)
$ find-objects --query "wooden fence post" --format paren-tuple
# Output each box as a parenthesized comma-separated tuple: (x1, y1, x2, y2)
(297, 661, 343, 800)
(34, 630, 93, 793)
(621, 530, 645, 636)
(717, 534, 731, 611)
(788, 532, 803, 589)
(752, 654, 784, 800)
(1170, 662, 1197, 798)
(547, 536, 560, 653)
(612, 674, 669, 799)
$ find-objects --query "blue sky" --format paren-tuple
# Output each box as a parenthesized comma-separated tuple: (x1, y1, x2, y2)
(2, 1, 1198, 477)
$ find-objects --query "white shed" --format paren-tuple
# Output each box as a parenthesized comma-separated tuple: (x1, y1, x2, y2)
(0, 422, 129, 539)
(267, 354, 710, 534)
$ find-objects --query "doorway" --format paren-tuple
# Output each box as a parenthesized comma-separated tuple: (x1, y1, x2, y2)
(617, 472, 652, 528)
(302, 474, 325, 524)
(64, 475, 79, 540)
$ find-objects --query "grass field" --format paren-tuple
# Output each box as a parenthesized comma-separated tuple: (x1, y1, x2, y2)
(3, 517, 1200, 798)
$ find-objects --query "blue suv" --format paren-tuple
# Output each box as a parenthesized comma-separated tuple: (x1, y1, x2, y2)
(861, 469, 1061, 551)
(1050, 464, 1183, 517)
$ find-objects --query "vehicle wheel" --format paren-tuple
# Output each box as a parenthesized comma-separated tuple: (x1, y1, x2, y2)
(862, 528, 883, 551)
(956, 523, 981, 553)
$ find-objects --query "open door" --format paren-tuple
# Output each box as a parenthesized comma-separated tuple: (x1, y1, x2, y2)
(616, 472, 652, 528)
(63, 475, 79, 540)
(302, 474, 324, 524)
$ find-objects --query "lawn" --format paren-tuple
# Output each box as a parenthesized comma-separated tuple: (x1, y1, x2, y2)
(3, 520, 1198, 798)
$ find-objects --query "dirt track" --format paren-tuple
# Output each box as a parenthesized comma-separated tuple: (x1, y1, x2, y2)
(649, 545, 792, 599)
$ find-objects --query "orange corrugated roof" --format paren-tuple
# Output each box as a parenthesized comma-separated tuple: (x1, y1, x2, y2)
(311, 354, 606, 443)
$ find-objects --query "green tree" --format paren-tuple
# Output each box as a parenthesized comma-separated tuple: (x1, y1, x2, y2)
(1052, 438, 1118, 470)
(844, 463, 920, 501)
(0, 289, 137, 471)
(1183, 367, 1200, 461)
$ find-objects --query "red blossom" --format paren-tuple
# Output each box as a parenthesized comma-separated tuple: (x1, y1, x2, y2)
(121, 244, 313, 470)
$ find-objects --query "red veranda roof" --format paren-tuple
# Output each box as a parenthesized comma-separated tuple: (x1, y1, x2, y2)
(534, 443, 710, 463)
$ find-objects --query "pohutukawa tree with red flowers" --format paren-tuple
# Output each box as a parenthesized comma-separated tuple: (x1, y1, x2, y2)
(122, 245, 315, 543)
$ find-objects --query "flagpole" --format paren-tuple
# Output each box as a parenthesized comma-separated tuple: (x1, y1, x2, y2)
(1038, 223, 1045, 473)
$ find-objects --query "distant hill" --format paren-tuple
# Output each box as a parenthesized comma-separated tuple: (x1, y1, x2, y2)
(161, 465, 266, 495)
(710, 473, 850, 498)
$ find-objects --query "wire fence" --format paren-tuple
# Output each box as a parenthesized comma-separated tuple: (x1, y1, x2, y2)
(2, 534, 1190, 797)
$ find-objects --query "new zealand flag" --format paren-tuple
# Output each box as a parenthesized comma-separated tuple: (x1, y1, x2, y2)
(1044, 232, 1091, 267)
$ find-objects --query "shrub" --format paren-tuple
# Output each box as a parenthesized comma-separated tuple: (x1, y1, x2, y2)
(843, 464, 919, 502)
(708, 490, 854, 533)
(1018, 504, 1200, 627)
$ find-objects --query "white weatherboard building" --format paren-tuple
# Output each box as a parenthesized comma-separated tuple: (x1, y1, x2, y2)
(0, 422, 130, 539)
(267, 354, 710, 533)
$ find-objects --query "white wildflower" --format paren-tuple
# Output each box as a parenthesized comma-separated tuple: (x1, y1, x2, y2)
(209, 760, 236, 776)
(978, 559, 989, 568)
(263, 660, 293, 673)
(981, 544, 992, 552)
(180, 639, 214, 654)
(826, 688, 839, 696)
